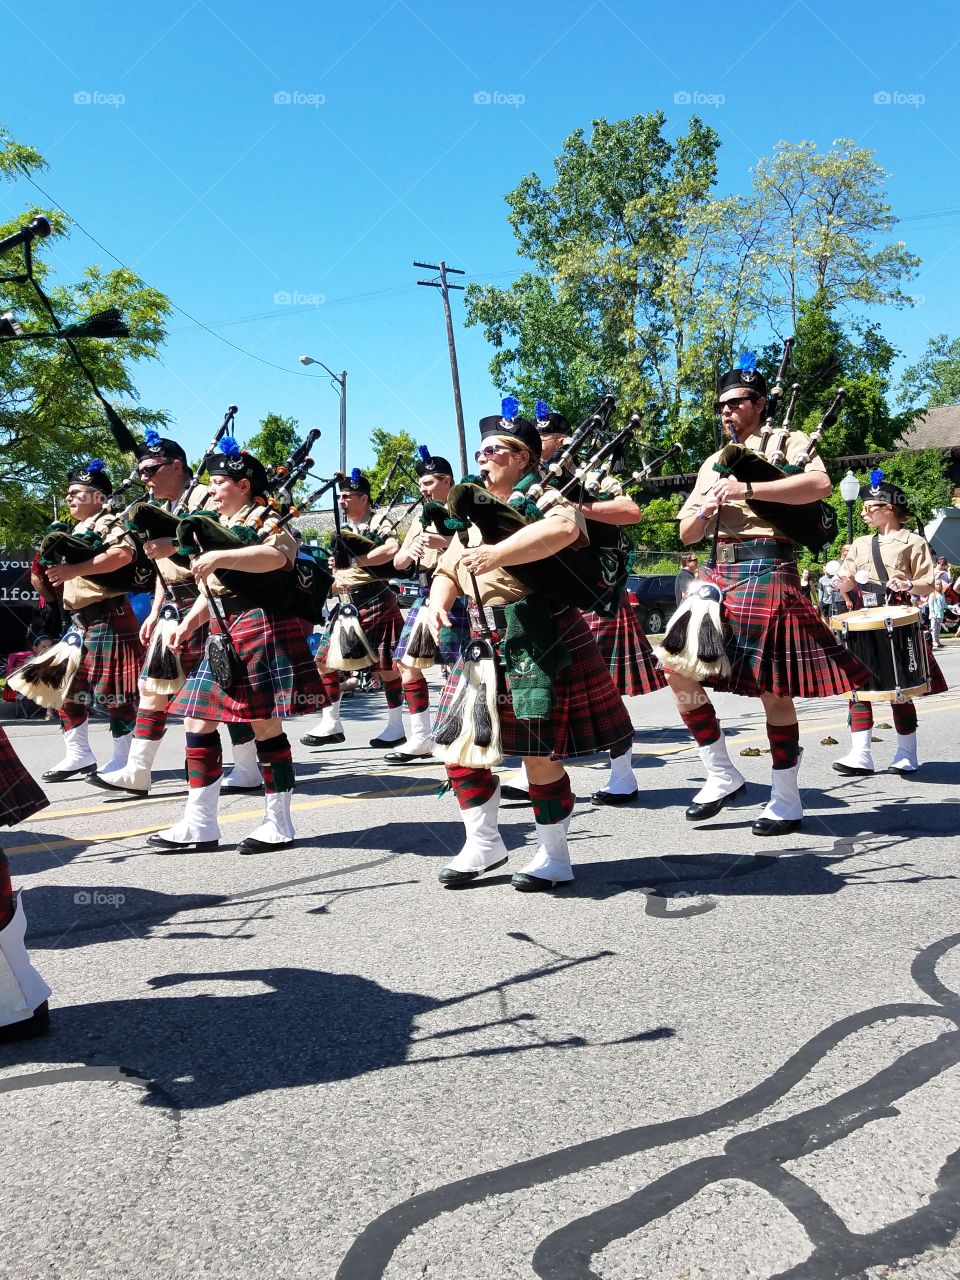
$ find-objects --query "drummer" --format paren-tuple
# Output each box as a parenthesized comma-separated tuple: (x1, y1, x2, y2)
(832, 470, 947, 777)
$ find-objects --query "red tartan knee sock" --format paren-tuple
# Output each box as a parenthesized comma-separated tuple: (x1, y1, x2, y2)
(227, 722, 256, 747)
(679, 702, 721, 747)
(446, 765, 496, 809)
(402, 675, 429, 715)
(892, 701, 918, 735)
(184, 731, 222, 789)
(256, 734, 295, 794)
(59, 703, 87, 732)
(321, 672, 341, 707)
(109, 704, 136, 738)
(767, 721, 800, 770)
(134, 707, 167, 741)
(528, 773, 574, 825)
(383, 680, 404, 710)
(848, 701, 874, 733)
(0, 850, 13, 930)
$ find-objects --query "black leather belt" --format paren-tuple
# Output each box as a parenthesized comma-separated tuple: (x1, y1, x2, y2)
(167, 580, 199, 605)
(349, 581, 395, 606)
(71, 597, 128, 627)
(215, 593, 256, 619)
(715, 539, 794, 565)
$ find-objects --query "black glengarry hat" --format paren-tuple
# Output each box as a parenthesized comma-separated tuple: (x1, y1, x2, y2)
(534, 399, 570, 436)
(861, 468, 910, 511)
(207, 437, 270, 497)
(718, 351, 768, 398)
(477, 397, 542, 461)
(339, 467, 371, 497)
(414, 445, 453, 478)
(68, 459, 112, 496)
(136, 428, 188, 467)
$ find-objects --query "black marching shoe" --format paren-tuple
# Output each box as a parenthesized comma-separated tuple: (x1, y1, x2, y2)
(832, 761, 874, 777)
(300, 731, 345, 747)
(511, 872, 571, 892)
(751, 816, 802, 837)
(685, 782, 747, 822)
(42, 762, 97, 783)
(499, 785, 531, 802)
(0, 1000, 50, 1043)
(438, 856, 508, 886)
(383, 748, 432, 765)
(590, 789, 638, 807)
(146, 833, 219, 853)
(221, 782, 264, 795)
(237, 836, 295, 855)
(369, 733, 406, 749)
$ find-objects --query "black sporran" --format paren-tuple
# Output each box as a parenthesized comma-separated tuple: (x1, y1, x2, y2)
(206, 631, 242, 693)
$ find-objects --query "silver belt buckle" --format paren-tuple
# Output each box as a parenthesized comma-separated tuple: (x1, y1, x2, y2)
(468, 603, 497, 631)
(716, 543, 736, 564)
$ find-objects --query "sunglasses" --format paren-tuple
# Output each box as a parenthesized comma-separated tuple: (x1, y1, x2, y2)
(474, 444, 519, 462)
(138, 461, 172, 479)
(713, 395, 758, 414)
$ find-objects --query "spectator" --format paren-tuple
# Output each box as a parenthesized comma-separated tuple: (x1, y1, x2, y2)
(3, 635, 55, 718)
(929, 579, 948, 649)
(675, 553, 699, 604)
(934, 556, 952, 588)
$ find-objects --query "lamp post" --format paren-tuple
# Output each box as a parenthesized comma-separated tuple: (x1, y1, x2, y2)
(839, 470, 860, 544)
(299, 355, 347, 472)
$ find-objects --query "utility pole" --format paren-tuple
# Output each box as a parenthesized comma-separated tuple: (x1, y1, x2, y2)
(414, 260, 467, 475)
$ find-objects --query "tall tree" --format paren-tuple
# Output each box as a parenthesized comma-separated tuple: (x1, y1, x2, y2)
(898, 333, 960, 408)
(365, 427, 419, 507)
(0, 127, 171, 547)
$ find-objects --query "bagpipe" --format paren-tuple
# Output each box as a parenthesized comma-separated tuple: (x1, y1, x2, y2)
(330, 455, 409, 581)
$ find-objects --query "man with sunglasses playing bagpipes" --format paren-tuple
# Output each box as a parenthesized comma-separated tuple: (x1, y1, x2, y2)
(655, 353, 870, 836)
(383, 445, 471, 765)
(500, 399, 666, 807)
(830, 471, 947, 777)
(147, 438, 327, 855)
(11, 460, 146, 783)
(425, 400, 634, 892)
(89, 425, 262, 797)
(300, 468, 408, 750)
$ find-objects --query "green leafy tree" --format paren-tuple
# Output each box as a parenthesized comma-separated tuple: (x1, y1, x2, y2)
(365, 427, 419, 507)
(242, 412, 300, 470)
(0, 127, 171, 546)
(626, 493, 683, 554)
(898, 333, 960, 408)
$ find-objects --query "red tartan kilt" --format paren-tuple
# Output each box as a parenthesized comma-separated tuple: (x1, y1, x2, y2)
(315, 588, 405, 670)
(167, 609, 327, 723)
(436, 606, 634, 759)
(0, 727, 49, 827)
(703, 557, 872, 699)
(925, 631, 948, 695)
(583, 599, 666, 697)
(67, 600, 143, 711)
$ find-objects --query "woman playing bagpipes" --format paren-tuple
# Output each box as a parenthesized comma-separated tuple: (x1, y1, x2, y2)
(0, 730, 52, 1042)
(660, 354, 869, 836)
(90, 429, 262, 797)
(148, 440, 326, 856)
(300, 468, 408, 750)
(29, 461, 145, 783)
(831, 473, 947, 777)
(425, 402, 634, 892)
(384, 446, 471, 765)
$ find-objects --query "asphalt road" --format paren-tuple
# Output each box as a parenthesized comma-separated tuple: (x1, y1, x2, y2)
(2, 645, 960, 1280)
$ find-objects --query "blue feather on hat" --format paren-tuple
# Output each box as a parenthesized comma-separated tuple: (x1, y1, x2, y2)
(350, 467, 362, 486)
(870, 468, 884, 488)
(501, 396, 520, 421)
(220, 436, 241, 457)
(417, 444, 431, 462)
(735, 352, 757, 372)
(534, 399, 550, 421)
(144, 428, 162, 448)
(87, 459, 104, 473)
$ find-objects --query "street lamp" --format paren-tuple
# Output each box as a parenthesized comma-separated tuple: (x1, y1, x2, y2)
(299, 355, 347, 473)
(839, 470, 860, 544)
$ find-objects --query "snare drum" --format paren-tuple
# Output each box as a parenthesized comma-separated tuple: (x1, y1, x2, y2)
(830, 606, 930, 701)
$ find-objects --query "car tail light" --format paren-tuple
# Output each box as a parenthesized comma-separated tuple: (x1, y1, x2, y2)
(627, 591, 638, 606)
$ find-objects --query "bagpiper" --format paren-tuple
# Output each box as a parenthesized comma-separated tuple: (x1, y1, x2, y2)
(148, 440, 326, 855)
(300, 468, 408, 750)
(38, 461, 144, 782)
(662, 355, 870, 836)
(427, 402, 635, 891)
(832, 471, 948, 776)
(89, 430, 262, 796)
(385, 446, 470, 764)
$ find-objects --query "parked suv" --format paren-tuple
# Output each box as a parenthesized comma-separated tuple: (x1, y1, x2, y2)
(626, 573, 678, 635)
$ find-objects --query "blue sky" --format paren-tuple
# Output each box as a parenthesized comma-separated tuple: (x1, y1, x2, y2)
(3, 0, 960, 476)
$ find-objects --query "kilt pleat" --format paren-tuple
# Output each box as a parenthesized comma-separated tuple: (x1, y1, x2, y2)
(67, 601, 143, 711)
(704, 558, 871, 699)
(435, 605, 634, 759)
(0, 728, 49, 827)
(583, 598, 667, 697)
(167, 609, 326, 723)
(393, 594, 470, 666)
(315, 588, 405, 670)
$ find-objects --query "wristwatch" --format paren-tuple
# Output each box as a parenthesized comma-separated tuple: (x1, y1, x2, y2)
(743, 481, 754, 499)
